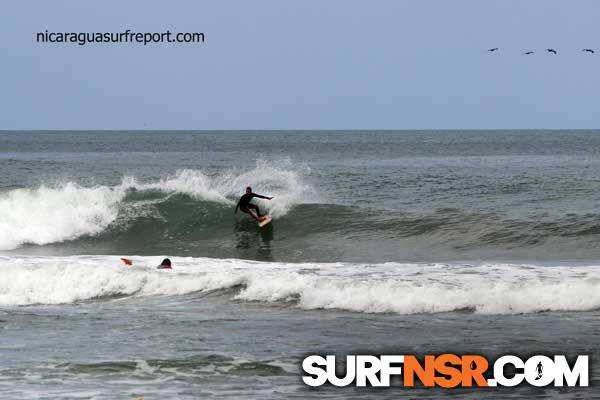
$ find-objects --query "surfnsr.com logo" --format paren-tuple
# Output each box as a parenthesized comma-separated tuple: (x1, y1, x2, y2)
(302, 354, 589, 388)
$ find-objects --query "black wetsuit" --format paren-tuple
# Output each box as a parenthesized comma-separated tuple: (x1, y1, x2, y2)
(235, 193, 269, 217)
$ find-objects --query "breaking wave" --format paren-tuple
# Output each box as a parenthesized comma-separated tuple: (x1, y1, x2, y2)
(0, 161, 311, 251)
(2, 255, 599, 315)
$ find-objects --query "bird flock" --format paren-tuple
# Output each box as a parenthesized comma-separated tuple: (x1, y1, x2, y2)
(488, 47, 595, 55)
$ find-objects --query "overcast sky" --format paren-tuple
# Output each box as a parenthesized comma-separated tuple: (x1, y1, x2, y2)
(1, 0, 599, 130)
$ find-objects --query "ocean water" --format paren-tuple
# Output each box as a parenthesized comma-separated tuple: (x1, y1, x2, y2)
(1, 130, 599, 398)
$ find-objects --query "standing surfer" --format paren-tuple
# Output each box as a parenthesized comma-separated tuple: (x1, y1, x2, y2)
(235, 186, 273, 222)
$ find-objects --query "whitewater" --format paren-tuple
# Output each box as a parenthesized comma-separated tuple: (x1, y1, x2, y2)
(2, 255, 599, 315)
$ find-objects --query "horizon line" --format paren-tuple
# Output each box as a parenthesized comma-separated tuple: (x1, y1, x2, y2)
(2, 128, 600, 133)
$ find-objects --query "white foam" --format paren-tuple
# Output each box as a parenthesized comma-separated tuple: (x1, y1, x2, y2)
(0, 184, 125, 251)
(0, 160, 313, 250)
(135, 359, 158, 374)
(1, 255, 599, 315)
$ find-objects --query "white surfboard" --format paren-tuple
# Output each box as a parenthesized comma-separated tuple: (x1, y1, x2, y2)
(258, 215, 272, 227)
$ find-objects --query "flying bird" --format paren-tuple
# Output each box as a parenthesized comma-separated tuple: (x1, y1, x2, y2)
(488, 48, 499, 52)
(582, 49, 595, 54)
(524, 51, 534, 55)
(546, 48, 557, 54)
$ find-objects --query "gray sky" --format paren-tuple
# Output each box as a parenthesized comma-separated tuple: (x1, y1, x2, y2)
(1, 0, 599, 130)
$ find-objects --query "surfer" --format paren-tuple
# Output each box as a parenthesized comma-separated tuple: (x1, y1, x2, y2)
(234, 186, 273, 222)
(157, 258, 172, 269)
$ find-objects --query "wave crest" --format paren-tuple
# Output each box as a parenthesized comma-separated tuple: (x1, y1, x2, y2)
(0, 184, 124, 251)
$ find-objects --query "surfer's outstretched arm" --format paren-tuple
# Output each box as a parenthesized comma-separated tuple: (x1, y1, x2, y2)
(234, 199, 240, 213)
(253, 193, 273, 200)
